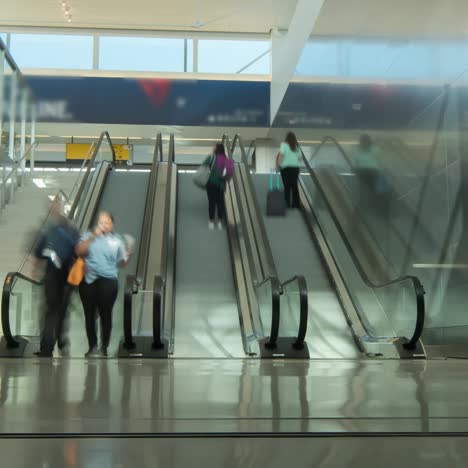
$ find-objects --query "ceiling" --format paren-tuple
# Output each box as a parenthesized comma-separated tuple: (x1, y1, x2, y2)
(313, 0, 468, 39)
(0, 0, 297, 34)
(1, 0, 467, 39)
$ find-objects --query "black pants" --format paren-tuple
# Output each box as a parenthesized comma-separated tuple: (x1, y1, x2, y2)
(206, 182, 225, 221)
(280, 167, 300, 208)
(79, 277, 118, 350)
(40, 263, 70, 354)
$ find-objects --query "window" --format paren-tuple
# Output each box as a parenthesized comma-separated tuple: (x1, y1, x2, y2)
(9, 34, 93, 69)
(99, 36, 185, 72)
(296, 41, 339, 77)
(198, 40, 270, 74)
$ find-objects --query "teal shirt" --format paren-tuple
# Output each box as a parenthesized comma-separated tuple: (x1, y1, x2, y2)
(279, 142, 301, 168)
(203, 155, 225, 188)
(354, 146, 380, 169)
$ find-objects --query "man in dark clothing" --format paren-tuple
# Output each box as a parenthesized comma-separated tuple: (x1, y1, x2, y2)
(33, 203, 79, 357)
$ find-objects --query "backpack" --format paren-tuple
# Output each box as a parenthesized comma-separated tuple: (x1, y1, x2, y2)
(214, 154, 234, 181)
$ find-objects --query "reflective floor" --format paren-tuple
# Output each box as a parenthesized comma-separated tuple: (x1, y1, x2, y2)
(1, 358, 468, 435)
(5, 436, 468, 468)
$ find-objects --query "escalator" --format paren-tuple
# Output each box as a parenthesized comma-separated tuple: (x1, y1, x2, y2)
(232, 134, 426, 359)
(0, 131, 153, 358)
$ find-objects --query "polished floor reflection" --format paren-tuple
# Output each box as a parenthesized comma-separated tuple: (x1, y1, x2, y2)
(4, 436, 468, 468)
(1, 358, 468, 434)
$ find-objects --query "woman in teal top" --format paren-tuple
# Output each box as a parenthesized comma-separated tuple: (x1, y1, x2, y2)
(276, 132, 301, 208)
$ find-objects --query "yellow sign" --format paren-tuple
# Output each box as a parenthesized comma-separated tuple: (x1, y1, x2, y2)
(66, 143, 94, 160)
(66, 143, 132, 162)
(113, 144, 131, 161)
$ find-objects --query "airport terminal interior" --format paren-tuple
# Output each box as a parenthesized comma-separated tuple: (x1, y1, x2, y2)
(1, 0, 468, 466)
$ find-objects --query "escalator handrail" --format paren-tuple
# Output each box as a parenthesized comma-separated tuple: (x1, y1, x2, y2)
(301, 144, 425, 349)
(230, 134, 308, 350)
(123, 133, 164, 351)
(2, 271, 42, 348)
(69, 131, 116, 219)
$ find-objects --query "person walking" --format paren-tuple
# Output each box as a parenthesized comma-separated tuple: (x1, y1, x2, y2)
(276, 132, 301, 209)
(202, 143, 229, 230)
(76, 211, 132, 357)
(34, 200, 79, 357)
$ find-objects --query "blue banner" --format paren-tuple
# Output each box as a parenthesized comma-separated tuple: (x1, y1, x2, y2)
(27, 76, 270, 127)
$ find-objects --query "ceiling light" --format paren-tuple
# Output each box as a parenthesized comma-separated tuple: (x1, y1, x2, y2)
(67, 17, 72, 22)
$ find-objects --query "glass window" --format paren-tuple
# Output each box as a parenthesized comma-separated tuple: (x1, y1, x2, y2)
(9, 34, 93, 69)
(386, 42, 433, 80)
(198, 40, 270, 74)
(186, 39, 194, 72)
(99, 36, 185, 72)
(240, 50, 270, 74)
(296, 41, 339, 77)
(347, 40, 402, 78)
(0, 33, 6, 46)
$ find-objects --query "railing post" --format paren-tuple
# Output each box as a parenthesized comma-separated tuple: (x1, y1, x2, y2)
(19, 88, 27, 187)
(30, 105, 36, 176)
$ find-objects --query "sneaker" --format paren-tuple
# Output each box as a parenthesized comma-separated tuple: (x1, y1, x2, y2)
(85, 347, 99, 358)
(217, 221, 223, 230)
(34, 351, 52, 358)
(208, 221, 215, 230)
(58, 346, 70, 357)
(101, 348, 108, 358)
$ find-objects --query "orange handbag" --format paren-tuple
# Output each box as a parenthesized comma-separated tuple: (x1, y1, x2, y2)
(67, 257, 85, 286)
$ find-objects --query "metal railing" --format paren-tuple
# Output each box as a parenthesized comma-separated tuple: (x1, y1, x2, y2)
(0, 142, 38, 211)
(230, 133, 308, 351)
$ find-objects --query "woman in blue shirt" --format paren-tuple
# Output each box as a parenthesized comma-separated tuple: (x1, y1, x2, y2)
(76, 211, 132, 357)
(276, 132, 301, 209)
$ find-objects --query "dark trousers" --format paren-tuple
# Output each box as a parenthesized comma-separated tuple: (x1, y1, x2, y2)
(206, 182, 225, 221)
(280, 167, 300, 208)
(40, 263, 70, 354)
(79, 277, 118, 350)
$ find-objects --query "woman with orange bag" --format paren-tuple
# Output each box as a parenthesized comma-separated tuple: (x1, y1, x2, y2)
(75, 211, 133, 358)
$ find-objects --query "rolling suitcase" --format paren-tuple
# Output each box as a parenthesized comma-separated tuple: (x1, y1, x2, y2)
(266, 170, 286, 216)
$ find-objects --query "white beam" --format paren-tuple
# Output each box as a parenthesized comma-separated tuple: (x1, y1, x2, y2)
(270, 0, 325, 125)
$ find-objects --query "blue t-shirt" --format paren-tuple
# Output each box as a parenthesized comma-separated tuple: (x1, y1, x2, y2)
(81, 231, 127, 284)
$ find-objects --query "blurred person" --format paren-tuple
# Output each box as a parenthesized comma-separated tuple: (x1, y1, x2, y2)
(76, 211, 133, 358)
(33, 199, 79, 357)
(355, 134, 379, 193)
(201, 143, 233, 230)
(276, 131, 301, 209)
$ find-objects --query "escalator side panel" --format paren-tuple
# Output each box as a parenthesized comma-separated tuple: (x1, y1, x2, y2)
(252, 174, 360, 359)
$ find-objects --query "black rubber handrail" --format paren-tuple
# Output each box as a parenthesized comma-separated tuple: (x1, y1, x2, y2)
(2, 131, 116, 349)
(123, 275, 137, 349)
(123, 133, 163, 350)
(280, 275, 308, 350)
(230, 134, 309, 350)
(69, 131, 116, 219)
(302, 145, 425, 349)
(2, 272, 42, 348)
